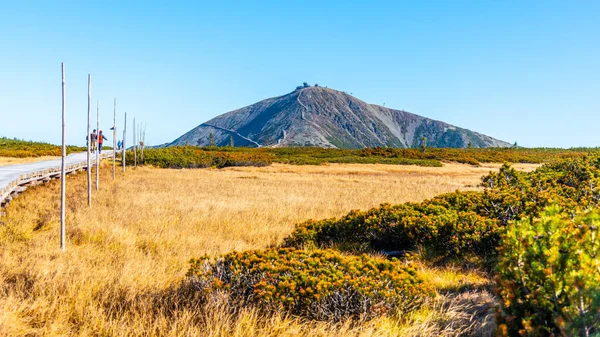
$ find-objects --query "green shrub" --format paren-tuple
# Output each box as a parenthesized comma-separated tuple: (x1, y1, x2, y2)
(0, 137, 86, 157)
(187, 248, 433, 321)
(496, 206, 600, 336)
(283, 196, 500, 263)
(358, 147, 597, 165)
(283, 157, 600, 265)
(269, 147, 443, 166)
(131, 147, 274, 168)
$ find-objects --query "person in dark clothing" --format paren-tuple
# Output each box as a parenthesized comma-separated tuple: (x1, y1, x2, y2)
(88, 129, 98, 153)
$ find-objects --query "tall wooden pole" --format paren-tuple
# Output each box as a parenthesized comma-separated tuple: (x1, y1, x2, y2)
(60, 63, 66, 251)
(96, 100, 100, 191)
(133, 118, 137, 168)
(138, 122, 142, 164)
(122, 112, 127, 172)
(141, 123, 146, 164)
(112, 98, 116, 180)
(87, 75, 92, 206)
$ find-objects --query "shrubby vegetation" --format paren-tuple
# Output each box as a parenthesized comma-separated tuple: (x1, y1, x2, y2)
(130, 147, 274, 168)
(0, 137, 86, 157)
(496, 206, 600, 336)
(140, 146, 598, 168)
(131, 146, 443, 167)
(269, 147, 443, 166)
(206, 146, 598, 166)
(358, 147, 595, 166)
(281, 154, 600, 333)
(268, 146, 597, 166)
(284, 156, 600, 265)
(283, 195, 499, 263)
(187, 248, 433, 321)
(3, 136, 596, 168)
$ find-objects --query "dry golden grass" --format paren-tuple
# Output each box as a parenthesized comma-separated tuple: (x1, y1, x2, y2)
(0, 162, 534, 336)
(0, 156, 60, 166)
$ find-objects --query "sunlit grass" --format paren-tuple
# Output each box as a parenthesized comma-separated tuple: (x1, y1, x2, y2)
(0, 156, 60, 166)
(0, 162, 531, 336)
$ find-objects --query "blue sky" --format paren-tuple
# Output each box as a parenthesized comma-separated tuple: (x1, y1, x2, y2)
(1, 1, 598, 147)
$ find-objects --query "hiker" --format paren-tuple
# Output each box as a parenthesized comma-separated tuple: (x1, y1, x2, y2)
(89, 130, 98, 154)
(98, 130, 108, 154)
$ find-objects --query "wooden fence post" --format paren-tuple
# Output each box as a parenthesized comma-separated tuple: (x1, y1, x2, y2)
(96, 100, 100, 191)
(133, 118, 137, 168)
(60, 63, 66, 251)
(87, 74, 92, 206)
(141, 123, 146, 164)
(138, 122, 142, 164)
(122, 112, 126, 172)
(113, 98, 116, 180)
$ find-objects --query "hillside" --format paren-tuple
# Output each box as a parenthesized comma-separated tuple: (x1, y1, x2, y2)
(169, 86, 510, 149)
(0, 137, 86, 157)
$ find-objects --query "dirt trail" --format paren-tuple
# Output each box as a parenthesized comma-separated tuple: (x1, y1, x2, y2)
(203, 123, 262, 147)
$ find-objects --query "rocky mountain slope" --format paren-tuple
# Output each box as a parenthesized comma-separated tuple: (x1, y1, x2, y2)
(169, 86, 510, 148)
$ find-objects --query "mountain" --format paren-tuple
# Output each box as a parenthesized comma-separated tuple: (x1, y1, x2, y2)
(169, 86, 510, 149)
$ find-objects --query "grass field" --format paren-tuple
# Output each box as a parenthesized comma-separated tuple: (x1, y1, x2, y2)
(0, 156, 60, 166)
(0, 162, 537, 336)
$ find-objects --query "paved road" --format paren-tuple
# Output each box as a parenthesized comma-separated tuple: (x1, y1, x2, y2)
(0, 151, 113, 206)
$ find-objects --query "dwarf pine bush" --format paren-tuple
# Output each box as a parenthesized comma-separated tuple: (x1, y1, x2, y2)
(0, 137, 86, 157)
(282, 198, 499, 262)
(496, 206, 600, 336)
(187, 248, 433, 321)
(284, 157, 600, 265)
(130, 147, 274, 168)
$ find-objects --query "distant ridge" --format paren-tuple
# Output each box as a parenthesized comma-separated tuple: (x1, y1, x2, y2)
(169, 86, 510, 149)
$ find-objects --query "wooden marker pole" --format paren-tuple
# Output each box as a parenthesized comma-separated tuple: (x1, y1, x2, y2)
(96, 100, 100, 191)
(138, 122, 142, 163)
(60, 63, 66, 251)
(122, 112, 126, 172)
(141, 123, 146, 164)
(133, 118, 137, 168)
(112, 98, 116, 180)
(87, 75, 92, 206)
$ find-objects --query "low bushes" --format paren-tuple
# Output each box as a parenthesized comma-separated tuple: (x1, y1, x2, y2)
(133, 147, 274, 168)
(187, 248, 433, 321)
(138, 146, 596, 169)
(269, 147, 595, 166)
(270, 147, 443, 166)
(283, 198, 500, 262)
(112, 145, 600, 169)
(0, 137, 86, 157)
(283, 157, 600, 265)
(496, 206, 600, 336)
(358, 147, 593, 166)
(2, 137, 597, 165)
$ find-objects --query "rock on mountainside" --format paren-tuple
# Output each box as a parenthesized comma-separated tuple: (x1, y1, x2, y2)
(169, 87, 510, 149)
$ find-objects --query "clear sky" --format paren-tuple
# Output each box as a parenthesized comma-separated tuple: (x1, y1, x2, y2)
(1, 1, 598, 148)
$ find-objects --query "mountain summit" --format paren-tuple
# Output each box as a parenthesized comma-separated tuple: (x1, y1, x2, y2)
(169, 86, 510, 148)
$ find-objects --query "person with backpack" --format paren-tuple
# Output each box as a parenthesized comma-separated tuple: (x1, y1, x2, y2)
(98, 130, 108, 154)
(88, 130, 98, 154)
